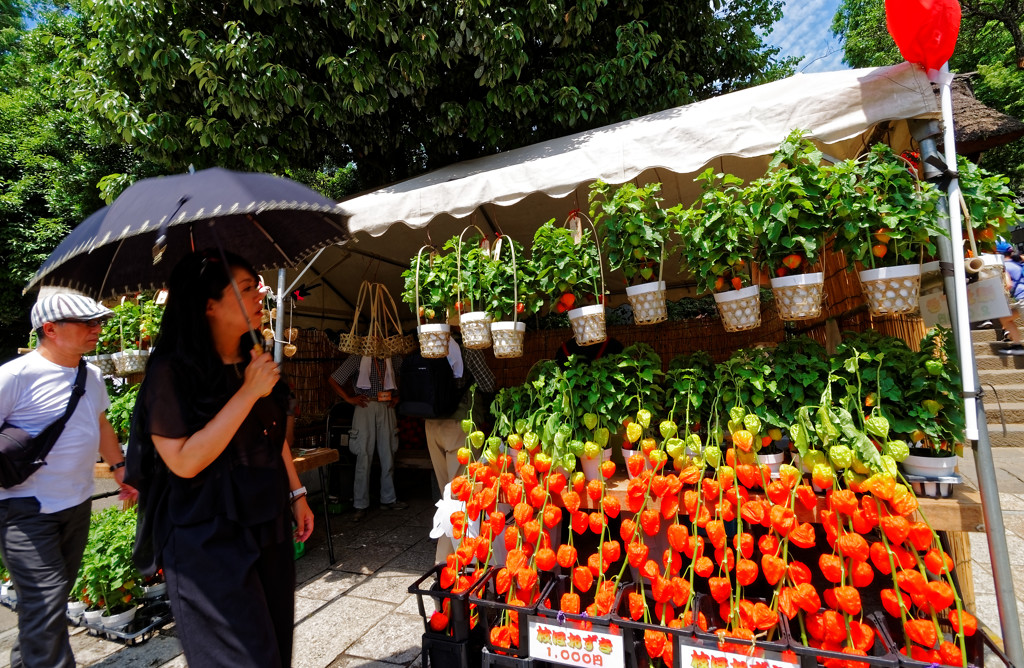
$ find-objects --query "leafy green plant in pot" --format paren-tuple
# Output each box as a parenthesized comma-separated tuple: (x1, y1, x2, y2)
(482, 236, 540, 359)
(445, 229, 493, 349)
(401, 246, 456, 358)
(76, 507, 145, 627)
(109, 299, 149, 376)
(590, 180, 672, 325)
(958, 156, 1022, 276)
(749, 129, 832, 321)
(671, 168, 761, 332)
(531, 216, 607, 346)
(829, 143, 944, 316)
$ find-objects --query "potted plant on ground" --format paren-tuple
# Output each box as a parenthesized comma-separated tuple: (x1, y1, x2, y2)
(749, 129, 832, 320)
(830, 143, 944, 316)
(531, 216, 606, 346)
(77, 507, 145, 630)
(401, 246, 455, 358)
(481, 236, 540, 359)
(590, 180, 672, 325)
(672, 168, 760, 332)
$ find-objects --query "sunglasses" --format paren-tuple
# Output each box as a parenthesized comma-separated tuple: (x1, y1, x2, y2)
(58, 318, 108, 328)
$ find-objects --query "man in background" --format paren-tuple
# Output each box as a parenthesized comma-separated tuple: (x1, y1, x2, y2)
(0, 293, 136, 667)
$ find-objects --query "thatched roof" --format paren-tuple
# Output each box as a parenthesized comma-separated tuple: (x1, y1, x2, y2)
(939, 74, 1024, 154)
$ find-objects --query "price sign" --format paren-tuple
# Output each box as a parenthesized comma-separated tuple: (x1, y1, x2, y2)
(527, 616, 623, 668)
(676, 640, 799, 668)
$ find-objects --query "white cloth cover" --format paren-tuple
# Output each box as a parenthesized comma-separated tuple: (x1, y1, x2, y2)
(355, 356, 396, 390)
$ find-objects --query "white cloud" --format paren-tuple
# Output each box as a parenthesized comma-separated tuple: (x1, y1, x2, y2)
(766, 0, 850, 73)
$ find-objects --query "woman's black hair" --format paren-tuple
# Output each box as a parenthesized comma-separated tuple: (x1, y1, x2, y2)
(149, 249, 259, 391)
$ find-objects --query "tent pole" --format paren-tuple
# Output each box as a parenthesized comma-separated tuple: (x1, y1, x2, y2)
(918, 66, 1023, 664)
(275, 268, 287, 363)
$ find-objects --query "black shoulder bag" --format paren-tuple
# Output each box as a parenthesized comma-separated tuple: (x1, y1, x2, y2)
(0, 360, 87, 488)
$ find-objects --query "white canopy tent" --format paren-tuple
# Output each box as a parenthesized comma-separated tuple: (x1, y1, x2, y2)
(283, 62, 940, 328)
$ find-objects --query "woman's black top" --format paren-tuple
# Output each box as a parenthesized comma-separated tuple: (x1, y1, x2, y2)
(128, 355, 291, 574)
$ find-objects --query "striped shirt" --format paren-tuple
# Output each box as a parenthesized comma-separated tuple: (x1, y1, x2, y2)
(330, 355, 402, 398)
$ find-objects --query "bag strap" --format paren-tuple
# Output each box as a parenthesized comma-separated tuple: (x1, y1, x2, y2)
(34, 360, 88, 463)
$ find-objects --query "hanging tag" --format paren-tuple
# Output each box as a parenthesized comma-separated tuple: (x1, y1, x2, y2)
(377, 391, 392, 403)
(491, 237, 502, 262)
(566, 211, 583, 244)
(480, 236, 492, 259)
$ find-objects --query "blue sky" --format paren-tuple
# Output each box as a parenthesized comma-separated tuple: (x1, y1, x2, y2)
(765, 0, 850, 73)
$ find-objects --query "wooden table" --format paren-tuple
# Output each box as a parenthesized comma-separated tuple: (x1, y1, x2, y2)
(95, 446, 343, 564)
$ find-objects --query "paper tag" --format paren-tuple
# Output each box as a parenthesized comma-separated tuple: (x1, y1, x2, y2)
(377, 391, 392, 403)
(675, 641, 798, 668)
(528, 616, 623, 668)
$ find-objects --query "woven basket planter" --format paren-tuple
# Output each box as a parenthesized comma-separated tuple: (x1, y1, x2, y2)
(626, 280, 668, 325)
(490, 321, 525, 359)
(858, 264, 921, 316)
(417, 324, 451, 359)
(567, 305, 607, 346)
(713, 285, 761, 332)
(112, 349, 148, 376)
(86, 354, 117, 376)
(769, 272, 824, 321)
(459, 311, 493, 349)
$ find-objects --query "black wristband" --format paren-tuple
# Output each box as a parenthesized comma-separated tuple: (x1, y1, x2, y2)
(109, 461, 126, 472)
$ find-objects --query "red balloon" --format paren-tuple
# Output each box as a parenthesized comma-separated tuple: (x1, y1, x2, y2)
(885, 0, 962, 71)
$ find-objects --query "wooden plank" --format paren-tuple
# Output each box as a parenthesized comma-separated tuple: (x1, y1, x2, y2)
(291, 447, 340, 475)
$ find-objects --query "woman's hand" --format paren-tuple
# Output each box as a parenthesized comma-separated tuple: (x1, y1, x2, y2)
(243, 349, 280, 399)
(292, 496, 314, 543)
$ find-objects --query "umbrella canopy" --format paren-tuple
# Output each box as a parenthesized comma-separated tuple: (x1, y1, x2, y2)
(25, 168, 349, 299)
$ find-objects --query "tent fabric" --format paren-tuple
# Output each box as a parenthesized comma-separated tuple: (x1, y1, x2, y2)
(289, 63, 939, 327)
(343, 63, 938, 238)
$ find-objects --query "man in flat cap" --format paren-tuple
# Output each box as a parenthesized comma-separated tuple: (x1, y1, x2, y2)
(0, 293, 136, 667)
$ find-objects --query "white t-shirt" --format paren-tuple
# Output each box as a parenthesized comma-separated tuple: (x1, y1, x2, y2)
(0, 351, 109, 513)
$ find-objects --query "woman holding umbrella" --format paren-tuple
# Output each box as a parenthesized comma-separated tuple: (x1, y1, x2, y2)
(127, 249, 314, 667)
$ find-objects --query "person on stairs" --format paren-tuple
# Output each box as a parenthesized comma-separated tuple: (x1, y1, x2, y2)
(996, 241, 1024, 355)
(329, 354, 407, 522)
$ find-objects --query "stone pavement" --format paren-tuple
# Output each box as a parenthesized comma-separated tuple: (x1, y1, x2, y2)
(0, 455, 1022, 667)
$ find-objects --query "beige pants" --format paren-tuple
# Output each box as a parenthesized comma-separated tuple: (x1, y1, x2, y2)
(424, 419, 468, 564)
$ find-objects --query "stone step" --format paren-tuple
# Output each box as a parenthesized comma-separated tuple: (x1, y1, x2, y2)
(972, 327, 1002, 343)
(981, 401, 1024, 424)
(974, 354, 1024, 370)
(976, 384, 1024, 402)
(985, 423, 1024, 447)
(971, 340, 1020, 356)
(978, 368, 1024, 385)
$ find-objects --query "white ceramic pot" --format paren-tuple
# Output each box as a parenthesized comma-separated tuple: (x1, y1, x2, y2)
(459, 311, 493, 349)
(901, 453, 957, 477)
(756, 450, 788, 478)
(626, 281, 668, 325)
(83, 608, 104, 625)
(67, 600, 87, 619)
(490, 321, 526, 359)
(417, 323, 451, 359)
(858, 264, 921, 316)
(100, 605, 137, 630)
(713, 285, 761, 332)
(769, 272, 824, 321)
(580, 448, 612, 482)
(142, 582, 167, 599)
(621, 448, 648, 479)
(567, 305, 607, 346)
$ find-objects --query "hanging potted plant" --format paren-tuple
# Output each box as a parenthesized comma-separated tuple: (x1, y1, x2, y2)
(749, 129, 832, 321)
(672, 168, 760, 332)
(830, 143, 944, 316)
(110, 298, 148, 376)
(957, 156, 1020, 255)
(89, 317, 120, 376)
(531, 216, 606, 346)
(446, 228, 493, 349)
(482, 236, 540, 359)
(590, 180, 672, 325)
(401, 246, 455, 358)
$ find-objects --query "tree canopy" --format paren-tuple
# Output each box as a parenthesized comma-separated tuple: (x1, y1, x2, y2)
(64, 0, 798, 188)
(831, 0, 1024, 190)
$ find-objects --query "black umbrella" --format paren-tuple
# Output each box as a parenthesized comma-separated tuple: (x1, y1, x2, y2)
(25, 167, 349, 300)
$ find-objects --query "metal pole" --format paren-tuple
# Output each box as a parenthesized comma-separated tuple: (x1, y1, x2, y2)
(916, 65, 1023, 664)
(275, 268, 287, 363)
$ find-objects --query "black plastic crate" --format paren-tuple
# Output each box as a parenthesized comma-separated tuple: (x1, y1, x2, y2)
(409, 564, 491, 642)
(422, 633, 480, 668)
(536, 573, 620, 629)
(612, 582, 701, 668)
(76, 600, 173, 646)
(693, 593, 791, 656)
(788, 609, 897, 668)
(482, 647, 540, 668)
(873, 610, 1014, 668)
(470, 568, 552, 658)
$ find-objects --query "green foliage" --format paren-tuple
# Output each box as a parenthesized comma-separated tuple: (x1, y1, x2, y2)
(763, 337, 830, 429)
(958, 155, 1022, 250)
(62, 0, 796, 186)
(481, 237, 541, 322)
(590, 180, 670, 286)
(401, 248, 454, 322)
(906, 327, 965, 454)
(671, 168, 755, 294)
(98, 294, 163, 353)
(445, 233, 489, 314)
(830, 144, 944, 268)
(74, 507, 144, 614)
(748, 129, 831, 273)
(106, 383, 139, 444)
(530, 218, 604, 310)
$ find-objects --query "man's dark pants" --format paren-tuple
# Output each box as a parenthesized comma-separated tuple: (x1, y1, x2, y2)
(0, 497, 91, 668)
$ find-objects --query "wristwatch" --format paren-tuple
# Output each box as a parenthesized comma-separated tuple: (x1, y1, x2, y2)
(289, 486, 307, 502)
(109, 461, 126, 472)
